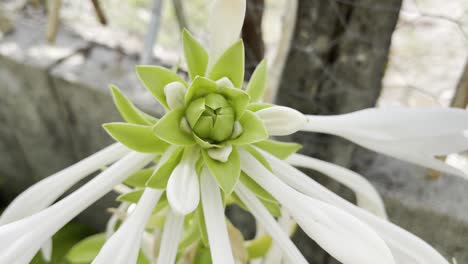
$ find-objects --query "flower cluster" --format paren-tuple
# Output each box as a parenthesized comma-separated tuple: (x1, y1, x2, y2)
(1, 0, 467, 264)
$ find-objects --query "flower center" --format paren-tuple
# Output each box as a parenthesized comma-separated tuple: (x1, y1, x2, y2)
(185, 93, 235, 142)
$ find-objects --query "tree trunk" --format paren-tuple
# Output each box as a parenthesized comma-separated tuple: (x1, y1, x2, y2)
(242, 0, 265, 79)
(275, 0, 402, 262)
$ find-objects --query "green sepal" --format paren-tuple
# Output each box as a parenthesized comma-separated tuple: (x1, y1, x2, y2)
(228, 110, 268, 146)
(240, 173, 275, 203)
(110, 85, 158, 125)
(117, 188, 144, 203)
(209, 40, 245, 88)
(185, 76, 218, 104)
(153, 109, 196, 146)
(182, 29, 209, 80)
(245, 235, 272, 259)
(253, 140, 302, 159)
(103, 122, 170, 153)
(193, 133, 224, 149)
(124, 168, 154, 187)
(246, 102, 273, 112)
(146, 147, 185, 189)
(218, 86, 250, 120)
(178, 220, 200, 250)
(246, 60, 267, 102)
(242, 145, 272, 171)
(185, 97, 206, 127)
(194, 245, 212, 264)
(136, 65, 186, 110)
(202, 147, 240, 195)
(261, 199, 281, 217)
(196, 203, 209, 247)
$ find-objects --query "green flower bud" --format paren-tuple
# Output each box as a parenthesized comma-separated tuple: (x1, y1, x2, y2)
(185, 93, 236, 142)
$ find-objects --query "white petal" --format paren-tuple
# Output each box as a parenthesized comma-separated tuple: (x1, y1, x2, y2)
(0, 152, 155, 264)
(93, 188, 163, 264)
(0, 143, 129, 225)
(303, 107, 468, 139)
(200, 168, 236, 264)
(156, 210, 185, 264)
(216, 77, 235, 88)
(262, 151, 450, 264)
(238, 149, 395, 264)
(235, 183, 307, 264)
(164, 82, 186, 110)
(262, 207, 292, 264)
(40, 239, 52, 262)
(286, 153, 387, 218)
(256, 106, 306, 136)
(302, 108, 468, 178)
(167, 148, 200, 215)
(207, 144, 233, 162)
(207, 0, 246, 66)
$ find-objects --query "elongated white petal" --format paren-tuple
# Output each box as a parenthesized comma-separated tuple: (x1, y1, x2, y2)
(256, 106, 306, 136)
(156, 210, 184, 264)
(164, 82, 186, 110)
(261, 207, 292, 264)
(0, 143, 129, 225)
(167, 148, 200, 215)
(93, 188, 163, 264)
(0, 152, 155, 264)
(208, 0, 246, 66)
(262, 150, 450, 264)
(235, 183, 307, 264)
(208, 144, 233, 162)
(40, 239, 53, 262)
(302, 108, 468, 178)
(200, 168, 235, 264)
(238, 149, 395, 264)
(286, 153, 387, 218)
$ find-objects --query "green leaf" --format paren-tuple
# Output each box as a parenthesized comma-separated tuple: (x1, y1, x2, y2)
(110, 85, 158, 125)
(124, 168, 154, 187)
(246, 60, 267, 102)
(228, 111, 268, 145)
(218, 86, 250, 120)
(209, 40, 245, 88)
(117, 188, 145, 203)
(202, 147, 240, 195)
(253, 140, 302, 159)
(240, 172, 275, 203)
(66, 233, 106, 263)
(246, 102, 273, 112)
(245, 235, 272, 259)
(153, 109, 196, 146)
(146, 147, 184, 189)
(196, 203, 209, 247)
(183, 29, 209, 80)
(185, 76, 218, 104)
(103, 123, 170, 153)
(136, 66, 186, 109)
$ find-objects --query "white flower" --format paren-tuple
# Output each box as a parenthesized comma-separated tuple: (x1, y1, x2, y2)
(256, 106, 306, 136)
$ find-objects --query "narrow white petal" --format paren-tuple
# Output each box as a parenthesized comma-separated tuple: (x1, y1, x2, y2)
(0, 152, 155, 263)
(256, 106, 306, 136)
(286, 153, 387, 218)
(235, 183, 307, 264)
(207, 0, 246, 66)
(262, 151, 450, 264)
(261, 207, 292, 264)
(0, 143, 129, 225)
(93, 188, 163, 264)
(238, 149, 395, 264)
(167, 148, 200, 215)
(303, 107, 468, 139)
(40, 239, 53, 262)
(207, 144, 233, 162)
(156, 210, 184, 264)
(200, 168, 235, 264)
(164, 82, 186, 110)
